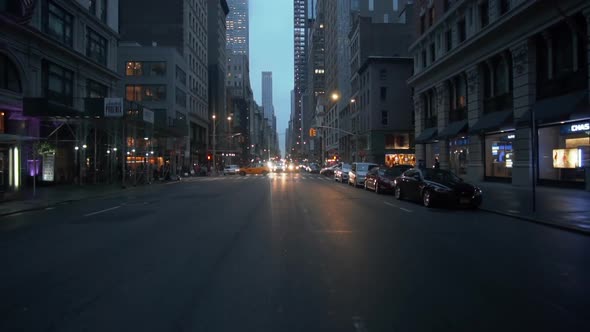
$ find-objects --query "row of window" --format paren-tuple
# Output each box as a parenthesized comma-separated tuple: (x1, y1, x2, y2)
(45, 1, 109, 65)
(418, 0, 512, 70)
(42, 60, 107, 105)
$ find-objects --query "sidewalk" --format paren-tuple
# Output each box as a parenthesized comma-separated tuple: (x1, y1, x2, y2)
(476, 181, 590, 234)
(0, 181, 163, 217)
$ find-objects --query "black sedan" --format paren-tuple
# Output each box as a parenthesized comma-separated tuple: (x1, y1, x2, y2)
(364, 165, 413, 194)
(393, 168, 482, 208)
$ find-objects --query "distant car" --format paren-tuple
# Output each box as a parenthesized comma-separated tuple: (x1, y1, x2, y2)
(320, 165, 338, 176)
(348, 162, 378, 187)
(272, 162, 286, 172)
(223, 165, 240, 175)
(394, 168, 482, 208)
(364, 165, 413, 194)
(334, 163, 351, 183)
(238, 163, 270, 176)
(308, 163, 321, 173)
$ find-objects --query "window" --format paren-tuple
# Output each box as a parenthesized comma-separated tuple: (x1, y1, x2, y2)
(125, 62, 166, 76)
(420, 15, 425, 34)
(384, 13, 389, 23)
(429, 7, 435, 27)
(86, 28, 107, 65)
(499, 0, 509, 15)
(369, 0, 374, 11)
(176, 87, 187, 107)
(46, 2, 73, 46)
(381, 111, 388, 125)
(379, 69, 387, 80)
(393, 0, 398, 11)
(458, 19, 466, 43)
(422, 50, 427, 68)
(479, 1, 489, 28)
(0, 54, 22, 93)
(446, 29, 453, 51)
(43, 61, 73, 106)
(443, 0, 451, 12)
(86, 79, 107, 98)
(380, 87, 387, 101)
(176, 66, 187, 85)
(125, 85, 166, 102)
(494, 58, 509, 95)
(88, 0, 107, 22)
(430, 43, 435, 63)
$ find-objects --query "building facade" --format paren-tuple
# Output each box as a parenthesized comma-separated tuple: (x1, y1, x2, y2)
(261, 71, 274, 127)
(226, 0, 249, 56)
(409, 0, 590, 190)
(1, 0, 120, 195)
(120, 0, 209, 167)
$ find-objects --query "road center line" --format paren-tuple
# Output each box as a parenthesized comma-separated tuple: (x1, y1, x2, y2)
(84, 206, 121, 217)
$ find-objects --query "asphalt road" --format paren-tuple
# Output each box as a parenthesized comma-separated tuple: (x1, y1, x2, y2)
(1, 172, 589, 331)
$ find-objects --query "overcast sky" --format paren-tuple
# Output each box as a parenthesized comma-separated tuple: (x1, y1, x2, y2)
(249, 0, 294, 157)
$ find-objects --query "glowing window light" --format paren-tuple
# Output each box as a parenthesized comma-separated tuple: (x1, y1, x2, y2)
(8, 148, 13, 187)
(14, 147, 20, 189)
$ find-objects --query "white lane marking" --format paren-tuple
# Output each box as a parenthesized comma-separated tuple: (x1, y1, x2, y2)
(352, 316, 368, 332)
(384, 202, 398, 208)
(45, 207, 55, 210)
(84, 206, 121, 217)
(400, 207, 413, 213)
(165, 181, 181, 185)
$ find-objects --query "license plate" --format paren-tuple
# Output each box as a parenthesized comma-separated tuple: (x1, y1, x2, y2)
(460, 198, 471, 204)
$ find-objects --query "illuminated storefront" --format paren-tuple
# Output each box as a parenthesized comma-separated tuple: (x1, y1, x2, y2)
(538, 120, 589, 186)
(485, 132, 514, 179)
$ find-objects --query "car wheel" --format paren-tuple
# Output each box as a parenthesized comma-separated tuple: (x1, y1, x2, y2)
(239, 171, 246, 176)
(394, 186, 402, 200)
(375, 182, 380, 194)
(423, 190, 433, 208)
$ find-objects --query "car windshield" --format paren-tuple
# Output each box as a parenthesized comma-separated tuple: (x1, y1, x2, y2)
(423, 169, 462, 184)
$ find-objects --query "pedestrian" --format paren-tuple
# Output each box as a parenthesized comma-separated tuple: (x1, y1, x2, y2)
(434, 157, 440, 169)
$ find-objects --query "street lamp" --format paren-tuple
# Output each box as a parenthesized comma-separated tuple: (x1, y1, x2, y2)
(227, 115, 233, 164)
(331, 92, 340, 102)
(212, 114, 217, 176)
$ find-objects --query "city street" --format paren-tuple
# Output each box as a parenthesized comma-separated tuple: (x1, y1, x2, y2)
(1, 173, 590, 332)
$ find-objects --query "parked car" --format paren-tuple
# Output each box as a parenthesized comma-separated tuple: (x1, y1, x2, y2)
(348, 162, 378, 187)
(223, 165, 240, 175)
(364, 165, 413, 194)
(394, 168, 482, 208)
(238, 163, 270, 176)
(320, 165, 338, 176)
(334, 163, 351, 183)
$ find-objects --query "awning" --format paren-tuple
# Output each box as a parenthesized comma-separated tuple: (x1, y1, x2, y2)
(415, 127, 438, 143)
(437, 120, 468, 139)
(469, 110, 513, 133)
(0, 133, 39, 143)
(518, 90, 588, 125)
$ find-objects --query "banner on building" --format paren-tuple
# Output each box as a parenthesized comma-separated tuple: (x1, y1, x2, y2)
(42, 154, 55, 182)
(143, 108, 155, 124)
(104, 98, 124, 117)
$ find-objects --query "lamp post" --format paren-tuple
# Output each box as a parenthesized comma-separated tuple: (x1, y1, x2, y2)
(212, 114, 217, 176)
(227, 115, 232, 165)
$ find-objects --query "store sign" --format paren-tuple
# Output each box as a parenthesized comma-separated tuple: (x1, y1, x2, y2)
(42, 154, 55, 182)
(104, 98, 124, 117)
(561, 122, 590, 134)
(143, 108, 155, 124)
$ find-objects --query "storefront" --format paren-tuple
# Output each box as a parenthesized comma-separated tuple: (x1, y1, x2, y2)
(484, 131, 514, 180)
(384, 132, 415, 167)
(449, 137, 469, 175)
(538, 120, 589, 186)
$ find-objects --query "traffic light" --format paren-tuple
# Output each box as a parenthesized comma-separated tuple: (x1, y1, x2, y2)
(309, 128, 317, 137)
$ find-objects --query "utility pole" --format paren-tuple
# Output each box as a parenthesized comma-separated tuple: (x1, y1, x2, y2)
(212, 114, 217, 176)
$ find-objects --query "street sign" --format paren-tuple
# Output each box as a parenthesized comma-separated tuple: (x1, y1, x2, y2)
(104, 98, 124, 117)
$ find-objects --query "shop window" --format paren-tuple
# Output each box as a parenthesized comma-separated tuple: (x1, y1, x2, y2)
(449, 137, 469, 175)
(538, 123, 588, 184)
(0, 54, 22, 93)
(485, 133, 514, 179)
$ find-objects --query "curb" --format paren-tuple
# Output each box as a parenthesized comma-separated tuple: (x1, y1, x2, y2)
(480, 207, 590, 235)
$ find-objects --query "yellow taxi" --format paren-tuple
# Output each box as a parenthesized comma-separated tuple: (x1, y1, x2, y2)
(238, 163, 271, 176)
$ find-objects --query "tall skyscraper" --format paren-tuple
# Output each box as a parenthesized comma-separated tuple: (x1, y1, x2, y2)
(293, 0, 309, 152)
(226, 0, 249, 56)
(262, 72, 274, 126)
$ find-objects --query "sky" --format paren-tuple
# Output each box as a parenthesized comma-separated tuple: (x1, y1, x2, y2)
(249, 0, 294, 157)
